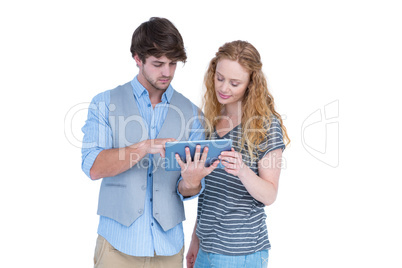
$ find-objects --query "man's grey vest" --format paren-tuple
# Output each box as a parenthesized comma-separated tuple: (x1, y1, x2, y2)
(97, 82, 195, 231)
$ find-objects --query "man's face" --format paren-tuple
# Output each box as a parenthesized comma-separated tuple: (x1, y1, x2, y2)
(135, 55, 177, 92)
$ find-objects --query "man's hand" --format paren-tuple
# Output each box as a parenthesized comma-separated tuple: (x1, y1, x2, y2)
(90, 138, 176, 180)
(177, 145, 219, 197)
(137, 138, 176, 157)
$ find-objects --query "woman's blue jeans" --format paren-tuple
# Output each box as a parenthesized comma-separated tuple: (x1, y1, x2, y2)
(194, 248, 269, 268)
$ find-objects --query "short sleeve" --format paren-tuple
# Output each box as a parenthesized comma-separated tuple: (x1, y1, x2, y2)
(188, 104, 206, 141)
(257, 116, 286, 161)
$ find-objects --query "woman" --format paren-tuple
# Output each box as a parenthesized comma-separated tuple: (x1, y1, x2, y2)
(186, 40, 290, 268)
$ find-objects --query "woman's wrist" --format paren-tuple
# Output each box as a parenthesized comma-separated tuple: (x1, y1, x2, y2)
(238, 164, 252, 181)
(191, 233, 199, 243)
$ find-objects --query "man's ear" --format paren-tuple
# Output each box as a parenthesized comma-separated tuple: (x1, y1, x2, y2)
(133, 54, 142, 67)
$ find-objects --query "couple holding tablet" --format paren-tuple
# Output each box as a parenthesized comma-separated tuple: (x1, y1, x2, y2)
(81, 17, 290, 268)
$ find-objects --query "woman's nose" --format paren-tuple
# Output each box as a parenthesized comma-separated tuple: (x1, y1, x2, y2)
(220, 82, 230, 93)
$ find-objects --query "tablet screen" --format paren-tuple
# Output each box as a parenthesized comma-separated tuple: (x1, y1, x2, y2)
(164, 139, 232, 171)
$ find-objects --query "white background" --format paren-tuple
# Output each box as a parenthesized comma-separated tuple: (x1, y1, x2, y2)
(1, 0, 401, 267)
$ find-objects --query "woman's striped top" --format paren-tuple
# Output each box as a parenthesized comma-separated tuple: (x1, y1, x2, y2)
(196, 116, 285, 255)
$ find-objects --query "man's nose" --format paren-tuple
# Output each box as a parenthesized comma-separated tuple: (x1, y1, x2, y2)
(161, 65, 171, 77)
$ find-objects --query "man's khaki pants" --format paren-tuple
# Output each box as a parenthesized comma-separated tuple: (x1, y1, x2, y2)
(94, 235, 184, 268)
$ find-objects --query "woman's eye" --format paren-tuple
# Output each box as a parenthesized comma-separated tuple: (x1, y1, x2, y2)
(231, 83, 239, 87)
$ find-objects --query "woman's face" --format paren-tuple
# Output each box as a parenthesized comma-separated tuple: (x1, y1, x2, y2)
(214, 59, 250, 106)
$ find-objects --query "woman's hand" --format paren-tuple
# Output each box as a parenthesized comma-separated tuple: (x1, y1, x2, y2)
(219, 148, 250, 177)
(221, 148, 283, 206)
(186, 234, 200, 268)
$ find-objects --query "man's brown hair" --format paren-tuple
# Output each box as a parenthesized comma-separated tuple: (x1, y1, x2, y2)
(130, 17, 187, 63)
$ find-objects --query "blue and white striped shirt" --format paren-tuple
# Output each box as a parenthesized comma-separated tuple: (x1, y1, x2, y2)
(196, 117, 285, 255)
(81, 76, 204, 256)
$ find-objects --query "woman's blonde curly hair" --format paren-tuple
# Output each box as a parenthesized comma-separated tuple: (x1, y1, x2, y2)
(202, 40, 290, 160)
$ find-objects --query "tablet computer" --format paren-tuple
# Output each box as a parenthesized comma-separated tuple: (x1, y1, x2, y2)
(164, 139, 232, 171)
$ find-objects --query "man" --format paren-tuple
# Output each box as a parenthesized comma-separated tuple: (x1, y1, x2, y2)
(81, 17, 218, 267)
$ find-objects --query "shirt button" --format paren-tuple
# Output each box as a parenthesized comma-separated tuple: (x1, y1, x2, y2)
(143, 159, 149, 167)
(151, 223, 154, 226)
(138, 209, 143, 214)
(147, 104, 151, 107)
(148, 173, 152, 177)
(150, 198, 153, 202)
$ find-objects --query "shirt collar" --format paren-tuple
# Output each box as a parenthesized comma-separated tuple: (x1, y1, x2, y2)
(131, 76, 174, 104)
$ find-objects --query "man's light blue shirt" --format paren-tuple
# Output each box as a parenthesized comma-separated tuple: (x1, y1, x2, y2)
(81, 76, 205, 256)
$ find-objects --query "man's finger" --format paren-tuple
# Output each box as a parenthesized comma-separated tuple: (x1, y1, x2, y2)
(160, 148, 166, 158)
(206, 159, 220, 173)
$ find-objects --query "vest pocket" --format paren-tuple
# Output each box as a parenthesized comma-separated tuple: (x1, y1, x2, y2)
(105, 183, 127, 188)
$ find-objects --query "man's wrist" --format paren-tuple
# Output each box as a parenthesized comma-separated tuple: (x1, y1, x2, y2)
(125, 141, 148, 167)
(179, 179, 202, 197)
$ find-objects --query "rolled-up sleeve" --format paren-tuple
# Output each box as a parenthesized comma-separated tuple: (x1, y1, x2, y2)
(81, 91, 112, 179)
